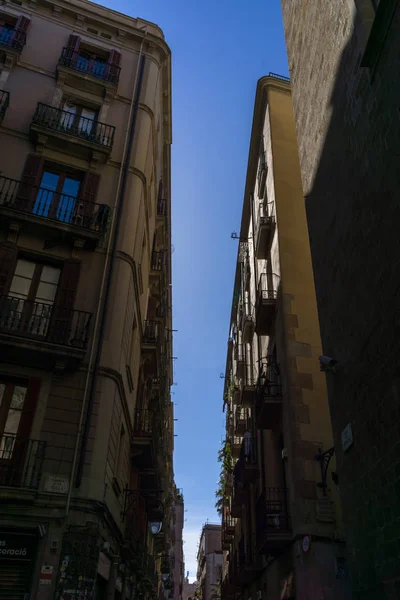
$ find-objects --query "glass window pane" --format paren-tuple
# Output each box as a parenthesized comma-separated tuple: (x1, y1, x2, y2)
(41, 266, 61, 285)
(36, 281, 58, 303)
(62, 178, 80, 198)
(40, 171, 59, 192)
(9, 275, 32, 299)
(4, 409, 22, 435)
(10, 386, 27, 410)
(15, 259, 35, 278)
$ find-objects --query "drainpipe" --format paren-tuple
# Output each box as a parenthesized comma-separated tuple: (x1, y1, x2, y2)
(65, 36, 147, 515)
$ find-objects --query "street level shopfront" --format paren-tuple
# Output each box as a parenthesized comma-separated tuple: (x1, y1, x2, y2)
(0, 528, 38, 600)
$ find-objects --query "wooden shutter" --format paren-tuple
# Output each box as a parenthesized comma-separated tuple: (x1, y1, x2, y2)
(79, 171, 100, 226)
(16, 154, 44, 211)
(106, 49, 121, 82)
(50, 259, 81, 344)
(16, 378, 41, 440)
(0, 243, 18, 297)
(67, 34, 81, 52)
(11, 15, 30, 49)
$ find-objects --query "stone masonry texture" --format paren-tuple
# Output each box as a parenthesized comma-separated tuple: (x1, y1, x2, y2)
(280, 1, 400, 598)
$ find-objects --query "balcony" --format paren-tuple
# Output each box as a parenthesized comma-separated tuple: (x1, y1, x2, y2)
(234, 343, 245, 378)
(0, 90, 10, 124)
(142, 320, 162, 377)
(232, 436, 242, 459)
(0, 25, 26, 53)
(31, 103, 115, 161)
(0, 435, 46, 491)
(0, 295, 91, 370)
(234, 437, 258, 484)
(58, 47, 120, 89)
(223, 514, 236, 537)
(131, 409, 156, 470)
(257, 152, 267, 198)
(241, 303, 255, 343)
(241, 370, 256, 408)
(231, 471, 247, 518)
(150, 250, 166, 296)
(255, 203, 275, 259)
(255, 360, 283, 429)
(157, 197, 167, 218)
(0, 175, 109, 245)
(255, 273, 279, 336)
(238, 537, 263, 584)
(235, 407, 246, 435)
(256, 488, 292, 554)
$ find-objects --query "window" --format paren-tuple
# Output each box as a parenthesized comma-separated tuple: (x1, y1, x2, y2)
(0, 22, 13, 45)
(3, 259, 60, 337)
(60, 100, 98, 137)
(34, 170, 81, 223)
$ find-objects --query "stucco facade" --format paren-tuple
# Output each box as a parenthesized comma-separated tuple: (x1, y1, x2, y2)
(0, 0, 174, 598)
(197, 524, 222, 600)
(220, 75, 351, 600)
(280, 1, 400, 598)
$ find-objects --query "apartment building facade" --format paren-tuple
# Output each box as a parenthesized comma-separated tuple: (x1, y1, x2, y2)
(219, 75, 352, 600)
(197, 524, 222, 600)
(0, 0, 174, 598)
(280, 1, 400, 598)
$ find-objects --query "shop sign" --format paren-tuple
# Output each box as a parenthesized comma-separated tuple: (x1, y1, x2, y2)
(39, 565, 54, 585)
(44, 474, 70, 494)
(0, 531, 37, 560)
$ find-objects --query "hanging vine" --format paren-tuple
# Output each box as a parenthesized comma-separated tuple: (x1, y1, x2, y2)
(215, 438, 234, 516)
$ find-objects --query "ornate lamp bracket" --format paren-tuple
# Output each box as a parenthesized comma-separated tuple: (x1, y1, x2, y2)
(315, 447, 335, 496)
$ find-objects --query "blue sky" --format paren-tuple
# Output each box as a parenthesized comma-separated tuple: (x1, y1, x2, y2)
(97, 0, 288, 581)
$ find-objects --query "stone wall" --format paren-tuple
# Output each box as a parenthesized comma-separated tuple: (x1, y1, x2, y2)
(280, 1, 400, 597)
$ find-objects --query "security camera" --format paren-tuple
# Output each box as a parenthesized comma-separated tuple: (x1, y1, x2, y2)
(319, 355, 338, 372)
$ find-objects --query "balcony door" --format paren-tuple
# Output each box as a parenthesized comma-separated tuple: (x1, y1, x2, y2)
(2, 259, 60, 338)
(61, 101, 98, 138)
(0, 379, 40, 487)
(34, 171, 81, 223)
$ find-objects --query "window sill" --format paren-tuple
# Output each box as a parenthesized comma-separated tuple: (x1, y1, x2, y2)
(361, 0, 399, 69)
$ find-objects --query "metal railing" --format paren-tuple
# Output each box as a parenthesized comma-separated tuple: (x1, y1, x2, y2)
(0, 435, 46, 489)
(32, 103, 115, 149)
(0, 175, 109, 233)
(133, 409, 154, 435)
(58, 47, 121, 84)
(223, 514, 236, 531)
(0, 295, 91, 349)
(258, 273, 279, 301)
(143, 320, 160, 344)
(151, 250, 165, 272)
(0, 26, 26, 52)
(256, 487, 290, 532)
(256, 202, 275, 236)
(268, 72, 291, 82)
(0, 90, 10, 120)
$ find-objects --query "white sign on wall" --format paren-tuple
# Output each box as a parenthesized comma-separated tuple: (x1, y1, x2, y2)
(44, 475, 70, 494)
(341, 423, 354, 453)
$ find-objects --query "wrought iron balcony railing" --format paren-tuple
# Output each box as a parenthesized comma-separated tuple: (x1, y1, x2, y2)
(0, 435, 46, 489)
(32, 103, 115, 149)
(0, 295, 91, 349)
(151, 250, 165, 272)
(0, 90, 10, 121)
(258, 273, 279, 301)
(133, 409, 154, 435)
(256, 487, 290, 532)
(239, 436, 257, 465)
(268, 72, 290, 82)
(0, 26, 26, 52)
(143, 320, 160, 344)
(58, 47, 121, 84)
(0, 176, 109, 233)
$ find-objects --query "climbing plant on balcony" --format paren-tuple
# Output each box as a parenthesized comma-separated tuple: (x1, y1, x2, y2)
(215, 438, 234, 516)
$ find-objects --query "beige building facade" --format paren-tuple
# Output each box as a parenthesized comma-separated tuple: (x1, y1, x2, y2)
(220, 75, 351, 600)
(0, 0, 174, 599)
(197, 524, 222, 600)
